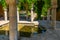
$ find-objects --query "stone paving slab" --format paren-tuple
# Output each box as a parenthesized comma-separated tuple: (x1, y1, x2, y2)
(0, 29, 60, 40)
(20, 29, 60, 40)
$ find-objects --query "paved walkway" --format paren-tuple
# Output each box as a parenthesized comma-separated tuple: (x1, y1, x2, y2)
(39, 20, 60, 29)
(20, 29, 60, 40)
(0, 29, 59, 40)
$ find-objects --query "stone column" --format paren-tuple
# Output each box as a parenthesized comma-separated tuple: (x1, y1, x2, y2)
(47, 8, 51, 28)
(51, 0, 57, 29)
(4, 9, 7, 21)
(47, 8, 50, 21)
(8, 0, 18, 40)
(51, 8, 56, 29)
(17, 8, 19, 22)
(31, 4, 34, 22)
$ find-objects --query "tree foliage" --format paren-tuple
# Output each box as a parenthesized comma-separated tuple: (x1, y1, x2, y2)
(0, 0, 6, 8)
(0, 0, 51, 20)
(18, 0, 37, 10)
(34, 0, 44, 20)
(41, 0, 51, 16)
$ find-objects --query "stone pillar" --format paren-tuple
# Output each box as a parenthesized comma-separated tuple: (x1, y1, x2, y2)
(47, 8, 51, 28)
(4, 9, 7, 21)
(7, 0, 18, 40)
(51, 0, 57, 29)
(17, 8, 19, 22)
(51, 8, 56, 29)
(47, 8, 50, 21)
(31, 4, 34, 22)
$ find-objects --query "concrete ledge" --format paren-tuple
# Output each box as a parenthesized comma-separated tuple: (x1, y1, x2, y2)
(0, 21, 39, 26)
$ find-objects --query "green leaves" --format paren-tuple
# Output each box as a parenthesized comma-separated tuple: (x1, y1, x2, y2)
(0, 0, 6, 8)
(18, 0, 37, 10)
(42, 0, 51, 16)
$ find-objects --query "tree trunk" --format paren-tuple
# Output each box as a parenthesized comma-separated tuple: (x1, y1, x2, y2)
(9, 0, 18, 40)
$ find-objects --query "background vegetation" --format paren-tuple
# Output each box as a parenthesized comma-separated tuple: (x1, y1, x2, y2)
(0, 0, 51, 20)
